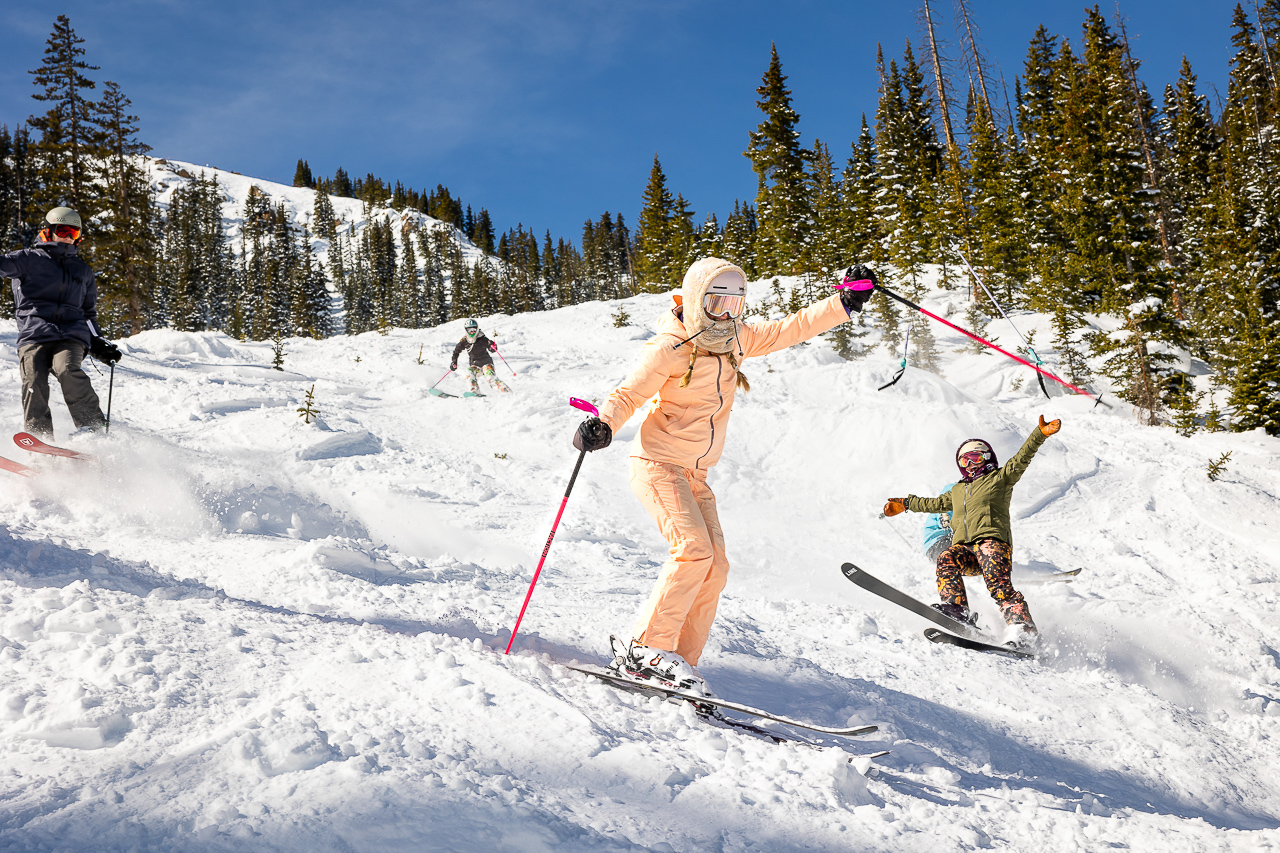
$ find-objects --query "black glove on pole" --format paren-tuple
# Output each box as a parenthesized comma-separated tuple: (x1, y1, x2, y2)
(572, 417, 612, 452)
(838, 264, 878, 314)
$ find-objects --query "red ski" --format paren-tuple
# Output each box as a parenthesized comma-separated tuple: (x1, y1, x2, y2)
(0, 455, 35, 477)
(13, 432, 93, 461)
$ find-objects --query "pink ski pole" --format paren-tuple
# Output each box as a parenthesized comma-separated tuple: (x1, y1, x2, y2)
(494, 347, 517, 378)
(504, 397, 600, 654)
(429, 368, 453, 391)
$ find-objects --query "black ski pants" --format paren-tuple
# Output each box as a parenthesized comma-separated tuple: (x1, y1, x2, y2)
(19, 340, 105, 438)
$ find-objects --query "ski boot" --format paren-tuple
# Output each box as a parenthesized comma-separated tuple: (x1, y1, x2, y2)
(1000, 601, 1039, 649)
(609, 636, 712, 699)
(931, 601, 978, 629)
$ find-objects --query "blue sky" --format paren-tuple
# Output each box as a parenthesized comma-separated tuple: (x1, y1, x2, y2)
(0, 1, 1237, 245)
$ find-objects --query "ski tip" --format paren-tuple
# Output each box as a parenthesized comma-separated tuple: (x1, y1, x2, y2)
(840, 562, 860, 578)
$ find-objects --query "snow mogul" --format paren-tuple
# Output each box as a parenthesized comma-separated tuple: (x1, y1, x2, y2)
(882, 416, 1062, 646)
(451, 318, 510, 394)
(571, 257, 877, 697)
(0, 207, 122, 438)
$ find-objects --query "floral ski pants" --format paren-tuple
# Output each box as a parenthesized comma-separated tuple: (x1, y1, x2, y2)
(935, 538, 1025, 611)
(468, 364, 510, 393)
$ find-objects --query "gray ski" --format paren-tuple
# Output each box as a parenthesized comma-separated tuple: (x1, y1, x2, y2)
(565, 662, 878, 738)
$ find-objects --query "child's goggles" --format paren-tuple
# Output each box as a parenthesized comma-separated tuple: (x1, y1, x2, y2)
(703, 293, 745, 319)
(959, 449, 991, 470)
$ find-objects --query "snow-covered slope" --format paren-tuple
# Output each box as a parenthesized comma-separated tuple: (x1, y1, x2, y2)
(147, 157, 488, 271)
(1, 280, 1278, 852)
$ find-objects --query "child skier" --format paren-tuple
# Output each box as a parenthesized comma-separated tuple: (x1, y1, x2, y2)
(451, 319, 510, 394)
(883, 415, 1062, 645)
(571, 257, 877, 697)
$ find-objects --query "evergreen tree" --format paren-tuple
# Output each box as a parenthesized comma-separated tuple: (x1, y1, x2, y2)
(474, 208, 496, 253)
(293, 159, 314, 188)
(840, 117, 881, 267)
(745, 44, 812, 275)
(95, 81, 156, 335)
(721, 201, 757, 277)
(805, 139, 844, 288)
(633, 154, 678, 289)
(27, 15, 102, 219)
(874, 42, 943, 294)
(312, 189, 337, 243)
(1159, 57, 1219, 360)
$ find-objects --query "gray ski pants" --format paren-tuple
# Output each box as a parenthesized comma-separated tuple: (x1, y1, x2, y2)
(19, 340, 105, 438)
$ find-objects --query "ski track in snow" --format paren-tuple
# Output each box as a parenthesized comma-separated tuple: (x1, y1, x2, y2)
(1, 175, 1278, 852)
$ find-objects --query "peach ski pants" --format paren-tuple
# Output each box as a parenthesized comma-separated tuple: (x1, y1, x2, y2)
(628, 457, 729, 665)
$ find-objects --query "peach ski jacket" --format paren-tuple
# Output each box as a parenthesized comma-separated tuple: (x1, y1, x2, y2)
(598, 293, 850, 470)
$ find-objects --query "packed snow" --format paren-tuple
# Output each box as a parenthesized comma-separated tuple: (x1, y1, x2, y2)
(2, 168, 1279, 852)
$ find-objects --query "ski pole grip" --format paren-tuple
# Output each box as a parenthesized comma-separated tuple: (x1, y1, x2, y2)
(833, 279, 875, 291)
(570, 397, 599, 417)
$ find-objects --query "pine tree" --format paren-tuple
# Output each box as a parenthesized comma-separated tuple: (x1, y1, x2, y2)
(312, 189, 337, 243)
(1206, 4, 1280, 434)
(94, 81, 156, 335)
(805, 139, 844, 287)
(874, 43, 943, 294)
(1159, 58, 1219, 361)
(721, 201, 757, 277)
(840, 117, 881, 268)
(293, 159, 314, 188)
(745, 44, 812, 275)
(27, 15, 102, 219)
(633, 154, 678, 290)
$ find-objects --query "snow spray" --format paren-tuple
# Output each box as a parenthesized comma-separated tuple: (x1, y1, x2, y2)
(504, 397, 597, 654)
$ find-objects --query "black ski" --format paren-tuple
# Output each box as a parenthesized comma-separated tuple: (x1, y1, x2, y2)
(840, 561, 988, 641)
(840, 561, 1035, 657)
(565, 663, 878, 739)
(923, 628, 1035, 659)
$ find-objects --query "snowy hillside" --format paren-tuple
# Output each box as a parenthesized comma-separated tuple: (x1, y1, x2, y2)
(1, 276, 1279, 851)
(147, 156, 487, 270)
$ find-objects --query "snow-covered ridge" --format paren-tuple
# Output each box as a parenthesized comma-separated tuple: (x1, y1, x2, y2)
(0, 274, 1277, 850)
(146, 157, 490, 271)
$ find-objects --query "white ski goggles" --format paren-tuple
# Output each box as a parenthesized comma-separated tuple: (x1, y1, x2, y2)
(703, 292, 745, 320)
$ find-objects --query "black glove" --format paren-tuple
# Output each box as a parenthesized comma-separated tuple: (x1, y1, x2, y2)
(449, 361, 458, 371)
(838, 264, 878, 314)
(90, 336, 122, 365)
(573, 417, 612, 452)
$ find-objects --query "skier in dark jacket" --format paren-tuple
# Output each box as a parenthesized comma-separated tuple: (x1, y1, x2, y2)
(450, 318, 509, 394)
(882, 415, 1062, 645)
(0, 207, 122, 438)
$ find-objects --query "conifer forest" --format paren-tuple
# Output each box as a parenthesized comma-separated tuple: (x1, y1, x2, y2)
(2, 5, 1278, 435)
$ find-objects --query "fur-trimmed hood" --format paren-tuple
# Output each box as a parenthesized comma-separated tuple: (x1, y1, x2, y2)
(677, 257, 746, 355)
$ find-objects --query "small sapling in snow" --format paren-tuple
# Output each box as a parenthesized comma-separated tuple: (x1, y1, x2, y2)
(271, 335, 286, 370)
(416, 345, 425, 365)
(612, 305, 631, 327)
(1206, 451, 1232, 481)
(298, 384, 320, 424)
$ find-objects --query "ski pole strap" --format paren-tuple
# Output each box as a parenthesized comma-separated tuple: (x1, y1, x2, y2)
(879, 286, 1110, 406)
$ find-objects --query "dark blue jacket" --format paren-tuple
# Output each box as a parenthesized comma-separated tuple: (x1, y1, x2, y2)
(0, 241, 99, 348)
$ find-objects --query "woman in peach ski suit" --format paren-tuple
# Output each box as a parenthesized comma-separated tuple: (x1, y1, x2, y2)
(572, 257, 876, 696)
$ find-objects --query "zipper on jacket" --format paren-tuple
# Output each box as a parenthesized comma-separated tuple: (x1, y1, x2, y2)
(54, 250, 69, 322)
(695, 354, 725, 469)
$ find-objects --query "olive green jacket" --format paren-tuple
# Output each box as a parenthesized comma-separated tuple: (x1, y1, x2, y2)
(905, 427, 1048, 548)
